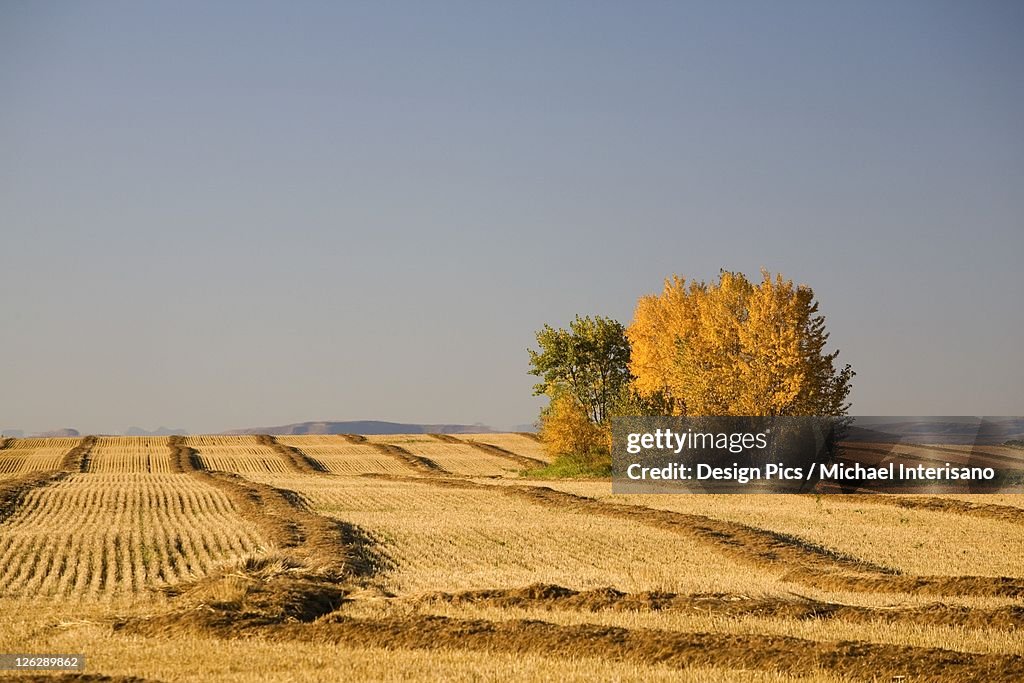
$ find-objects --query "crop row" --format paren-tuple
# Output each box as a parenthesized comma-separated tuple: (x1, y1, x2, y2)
(0, 473, 264, 597)
(0, 438, 80, 478)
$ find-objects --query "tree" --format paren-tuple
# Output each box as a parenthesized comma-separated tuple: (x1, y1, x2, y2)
(528, 315, 632, 425)
(627, 276, 697, 414)
(626, 270, 854, 416)
(537, 391, 608, 464)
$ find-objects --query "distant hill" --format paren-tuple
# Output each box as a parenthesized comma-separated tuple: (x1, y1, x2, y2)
(845, 417, 1024, 445)
(223, 420, 495, 435)
(33, 428, 80, 437)
(125, 426, 188, 436)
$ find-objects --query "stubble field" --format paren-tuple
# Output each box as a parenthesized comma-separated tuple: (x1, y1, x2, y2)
(0, 434, 1022, 682)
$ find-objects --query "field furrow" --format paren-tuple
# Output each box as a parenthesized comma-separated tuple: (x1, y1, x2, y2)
(388, 440, 519, 477)
(277, 436, 415, 475)
(376, 475, 1024, 597)
(120, 610, 1024, 683)
(431, 433, 546, 469)
(461, 432, 550, 464)
(4, 433, 1022, 683)
(243, 474, 784, 596)
(0, 438, 82, 478)
(183, 435, 294, 473)
(524, 481, 1024, 579)
(344, 435, 449, 474)
(0, 473, 265, 597)
(254, 434, 327, 473)
(85, 436, 174, 473)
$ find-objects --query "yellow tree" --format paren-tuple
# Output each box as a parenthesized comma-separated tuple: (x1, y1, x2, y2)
(537, 391, 608, 464)
(734, 273, 810, 414)
(673, 271, 751, 415)
(626, 276, 699, 414)
(626, 270, 853, 416)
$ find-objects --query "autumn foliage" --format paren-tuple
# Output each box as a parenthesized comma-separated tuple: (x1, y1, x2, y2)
(627, 270, 854, 417)
(528, 270, 853, 474)
(537, 392, 609, 467)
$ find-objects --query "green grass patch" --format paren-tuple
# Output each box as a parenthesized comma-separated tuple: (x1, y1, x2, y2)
(523, 452, 611, 479)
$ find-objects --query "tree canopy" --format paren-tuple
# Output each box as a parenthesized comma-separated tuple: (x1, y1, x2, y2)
(626, 270, 854, 417)
(527, 315, 631, 425)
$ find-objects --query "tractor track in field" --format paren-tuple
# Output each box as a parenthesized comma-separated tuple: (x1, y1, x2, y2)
(60, 436, 97, 472)
(339, 435, 448, 475)
(363, 473, 1024, 598)
(909, 442, 1024, 466)
(117, 609, 1024, 682)
(0, 471, 70, 524)
(167, 436, 205, 473)
(429, 434, 547, 469)
(255, 434, 329, 474)
(0, 675, 162, 683)
(416, 582, 1024, 629)
(833, 493, 1024, 525)
(45, 434, 1017, 682)
(841, 442, 1023, 468)
(111, 435, 389, 634)
(0, 437, 102, 523)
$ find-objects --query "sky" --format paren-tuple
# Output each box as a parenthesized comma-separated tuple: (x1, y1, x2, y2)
(1, 1, 1022, 434)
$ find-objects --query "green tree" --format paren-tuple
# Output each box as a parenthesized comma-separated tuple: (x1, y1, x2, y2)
(528, 315, 631, 425)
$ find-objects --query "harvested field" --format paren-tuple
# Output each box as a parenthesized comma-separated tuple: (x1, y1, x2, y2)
(388, 441, 520, 476)
(245, 474, 799, 595)
(943, 493, 1024, 508)
(462, 432, 550, 463)
(85, 436, 174, 473)
(433, 434, 547, 469)
(0, 473, 264, 598)
(363, 434, 439, 445)
(120, 609, 1024, 683)
(931, 443, 1024, 459)
(0, 437, 80, 478)
(415, 583, 1024, 630)
(834, 492, 1024, 524)
(183, 435, 294, 474)
(275, 436, 413, 475)
(3, 434, 1022, 682)
(839, 442, 1023, 478)
(0, 604, 850, 683)
(499, 479, 1024, 581)
(386, 598, 1024, 659)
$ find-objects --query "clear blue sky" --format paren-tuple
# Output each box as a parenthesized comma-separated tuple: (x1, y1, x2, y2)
(2, 1, 1021, 434)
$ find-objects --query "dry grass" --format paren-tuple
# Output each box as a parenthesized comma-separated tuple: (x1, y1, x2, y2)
(183, 436, 293, 474)
(0, 437, 81, 478)
(274, 437, 413, 475)
(462, 432, 550, 463)
(363, 434, 438, 444)
(515, 479, 1024, 577)
(2, 434, 1022, 681)
(0, 473, 264, 598)
(388, 442, 519, 476)
(374, 598, 1024, 656)
(244, 474, 791, 596)
(85, 436, 173, 474)
(0, 600, 845, 683)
